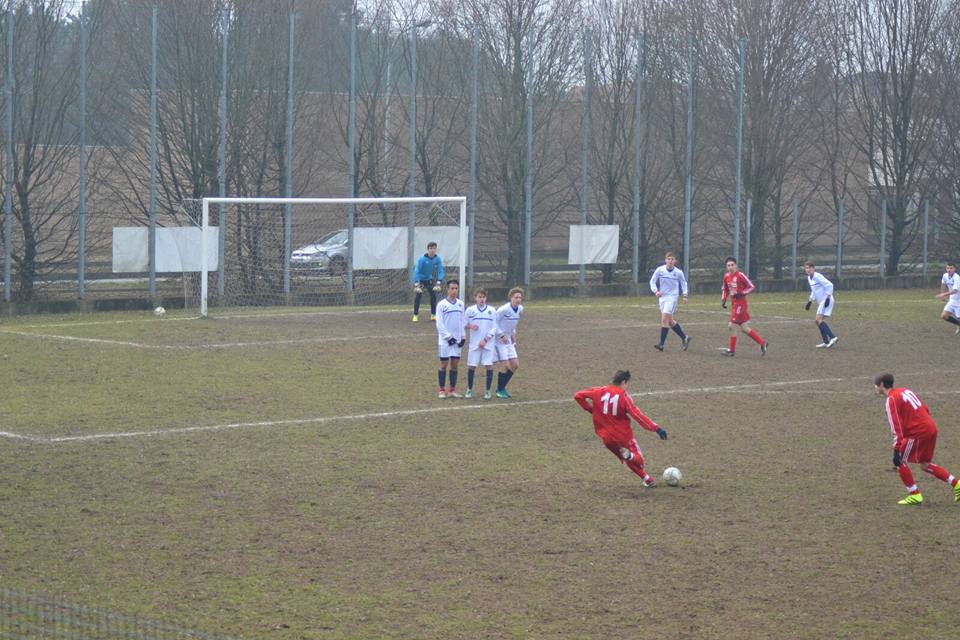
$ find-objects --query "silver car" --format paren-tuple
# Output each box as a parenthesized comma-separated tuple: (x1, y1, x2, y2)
(290, 229, 348, 274)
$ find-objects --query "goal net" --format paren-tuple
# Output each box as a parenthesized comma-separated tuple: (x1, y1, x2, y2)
(185, 197, 467, 316)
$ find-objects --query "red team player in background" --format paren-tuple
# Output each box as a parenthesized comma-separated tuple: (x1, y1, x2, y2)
(574, 370, 668, 488)
(720, 257, 768, 357)
(875, 373, 960, 505)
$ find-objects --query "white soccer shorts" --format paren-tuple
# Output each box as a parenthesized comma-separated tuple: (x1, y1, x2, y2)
(815, 298, 834, 317)
(943, 301, 960, 317)
(495, 341, 518, 362)
(438, 342, 463, 359)
(658, 294, 679, 315)
(468, 346, 496, 367)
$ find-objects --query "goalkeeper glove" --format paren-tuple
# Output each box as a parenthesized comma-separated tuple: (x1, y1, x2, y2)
(823, 296, 831, 310)
(656, 427, 668, 440)
(805, 300, 812, 311)
(447, 337, 457, 346)
(432, 283, 442, 293)
(892, 449, 902, 467)
(733, 293, 743, 300)
(414, 283, 424, 294)
(721, 300, 727, 309)
(457, 338, 465, 348)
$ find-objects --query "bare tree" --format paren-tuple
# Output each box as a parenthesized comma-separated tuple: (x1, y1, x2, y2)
(843, 0, 944, 275)
(0, 0, 110, 301)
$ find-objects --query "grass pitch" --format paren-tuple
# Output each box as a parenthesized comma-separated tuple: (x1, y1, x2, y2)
(2, 289, 959, 638)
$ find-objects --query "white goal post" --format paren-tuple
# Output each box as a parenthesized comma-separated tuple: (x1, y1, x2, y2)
(199, 196, 468, 316)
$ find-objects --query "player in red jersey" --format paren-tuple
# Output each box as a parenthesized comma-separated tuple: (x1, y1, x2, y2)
(574, 370, 668, 487)
(720, 257, 768, 357)
(875, 373, 960, 505)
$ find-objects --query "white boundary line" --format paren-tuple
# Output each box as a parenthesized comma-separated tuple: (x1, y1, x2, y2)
(0, 318, 807, 350)
(1, 374, 855, 445)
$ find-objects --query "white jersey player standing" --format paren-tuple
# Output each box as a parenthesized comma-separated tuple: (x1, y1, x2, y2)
(936, 261, 960, 335)
(435, 280, 465, 399)
(463, 287, 498, 400)
(803, 261, 838, 348)
(494, 287, 524, 399)
(649, 251, 690, 352)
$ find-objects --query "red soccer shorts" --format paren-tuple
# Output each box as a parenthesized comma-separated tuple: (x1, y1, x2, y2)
(729, 299, 750, 325)
(601, 436, 645, 466)
(899, 434, 937, 464)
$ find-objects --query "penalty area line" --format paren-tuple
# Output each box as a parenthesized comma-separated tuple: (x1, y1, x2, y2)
(3, 374, 851, 445)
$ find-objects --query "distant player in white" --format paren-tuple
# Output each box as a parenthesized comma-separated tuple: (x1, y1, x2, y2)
(936, 261, 960, 335)
(435, 280, 465, 399)
(463, 287, 497, 400)
(649, 251, 690, 352)
(494, 287, 524, 399)
(803, 261, 838, 348)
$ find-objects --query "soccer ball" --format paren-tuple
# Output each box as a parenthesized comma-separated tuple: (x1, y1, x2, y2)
(154, 306, 166, 317)
(662, 467, 682, 486)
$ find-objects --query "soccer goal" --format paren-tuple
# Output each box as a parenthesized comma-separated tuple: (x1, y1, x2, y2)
(189, 196, 467, 316)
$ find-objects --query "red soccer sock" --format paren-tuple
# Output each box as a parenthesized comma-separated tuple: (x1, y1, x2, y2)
(729, 336, 737, 353)
(747, 329, 764, 345)
(897, 465, 919, 492)
(923, 463, 954, 484)
(625, 459, 647, 479)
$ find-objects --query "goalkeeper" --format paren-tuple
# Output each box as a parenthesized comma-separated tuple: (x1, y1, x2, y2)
(411, 241, 445, 322)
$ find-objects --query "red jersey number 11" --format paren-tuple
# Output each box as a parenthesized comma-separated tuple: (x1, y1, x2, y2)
(600, 391, 620, 416)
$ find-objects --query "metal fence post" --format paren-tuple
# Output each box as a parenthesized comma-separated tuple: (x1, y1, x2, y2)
(148, 5, 158, 299)
(682, 35, 695, 275)
(733, 37, 746, 264)
(836, 198, 844, 280)
(468, 26, 479, 288)
(283, 11, 295, 298)
(3, 2, 12, 303)
(923, 199, 929, 278)
(524, 26, 533, 288)
(578, 27, 591, 289)
(217, 8, 229, 296)
(879, 199, 886, 282)
(631, 36, 643, 291)
(791, 201, 799, 282)
(744, 198, 751, 277)
(407, 21, 418, 283)
(78, 1, 87, 300)
(347, 12, 357, 296)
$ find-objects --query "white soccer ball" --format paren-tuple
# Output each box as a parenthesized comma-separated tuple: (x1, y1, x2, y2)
(662, 466, 682, 486)
(154, 306, 166, 316)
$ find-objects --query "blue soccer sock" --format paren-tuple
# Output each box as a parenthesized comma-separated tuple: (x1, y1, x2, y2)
(946, 316, 960, 326)
(820, 321, 835, 340)
(496, 372, 505, 392)
(438, 369, 447, 389)
(467, 368, 475, 389)
(486, 369, 494, 390)
(659, 327, 669, 346)
(449, 370, 458, 390)
(672, 324, 687, 340)
(817, 323, 829, 342)
(502, 369, 515, 388)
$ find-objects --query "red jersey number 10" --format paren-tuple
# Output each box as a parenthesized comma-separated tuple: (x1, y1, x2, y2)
(600, 391, 620, 416)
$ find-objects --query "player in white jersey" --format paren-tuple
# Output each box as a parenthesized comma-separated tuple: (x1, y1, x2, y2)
(648, 251, 690, 352)
(803, 261, 838, 348)
(494, 287, 524, 399)
(435, 280, 465, 399)
(936, 261, 960, 335)
(463, 287, 498, 400)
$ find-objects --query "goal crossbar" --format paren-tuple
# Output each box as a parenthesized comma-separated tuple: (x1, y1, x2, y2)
(200, 196, 468, 316)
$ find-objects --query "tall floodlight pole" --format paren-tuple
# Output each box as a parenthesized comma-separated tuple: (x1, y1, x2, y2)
(524, 26, 533, 287)
(217, 9, 229, 296)
(579, 27, 591, 288)
(3, 3, 12, 303)
(283, 12, 295, 297)
(468, 26, 479, 288)
(682, 36, 695, 276)
(78, 2, 88, 299)
(383, 53, 391, 193)
(148, 5, 158, 298)
(744, 198, 752, 276)
(407, 22, 418, 281)
(347, 12, 357, 295)
(733, 37, 746, 264)
(631, 36, 643, 290)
